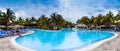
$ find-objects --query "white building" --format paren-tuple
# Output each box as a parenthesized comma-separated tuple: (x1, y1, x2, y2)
(75, 24, 88, 29)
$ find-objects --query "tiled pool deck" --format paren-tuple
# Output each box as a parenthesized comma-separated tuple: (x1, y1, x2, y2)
(91, 32, 120, 51)
(0, 36, 20, 51)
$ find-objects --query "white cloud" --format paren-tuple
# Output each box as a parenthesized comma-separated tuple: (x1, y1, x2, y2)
(0, 8, 6, 12)
(2, 0, 118, 23)
(15, 10, 27, 18)
(55, 0, 119, 23)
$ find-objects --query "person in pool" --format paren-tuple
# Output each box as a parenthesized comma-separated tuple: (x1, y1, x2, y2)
(16, 28, 22, 37)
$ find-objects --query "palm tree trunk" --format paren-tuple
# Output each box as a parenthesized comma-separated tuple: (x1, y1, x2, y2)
(6, 19, 9, 30)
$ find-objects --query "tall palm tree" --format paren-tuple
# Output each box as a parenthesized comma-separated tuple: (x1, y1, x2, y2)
(0, 10, 3, 25)
(0, 10, 1, 14)
(50, 13, 66, 29)
(2, 8, 16, 30)
(0, 10, 5, 25)
(97, 14, 103, 25)
(104, 11, 114, 26)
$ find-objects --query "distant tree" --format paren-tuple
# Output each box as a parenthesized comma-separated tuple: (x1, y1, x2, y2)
(76, 19, 83, 24)
(25, 18, 30, 22)
(50, 13, 66, 29)
(36, 15, 50, 28)
(15, 17, 25, 25)
(97, 14, 104, 25)
(115, 10, 120, 21)
(104, 11, 114, 26)
(30, 17, 36, 22)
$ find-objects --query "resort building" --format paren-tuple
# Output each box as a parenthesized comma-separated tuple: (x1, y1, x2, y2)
(116, 20, 120, 28)
(90, 24, 95, 30)
(96, 25, 117, 30)
(75, 24, 88, 30)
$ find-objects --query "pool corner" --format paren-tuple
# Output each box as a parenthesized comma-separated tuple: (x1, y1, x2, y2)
(10, 30, 36, 51)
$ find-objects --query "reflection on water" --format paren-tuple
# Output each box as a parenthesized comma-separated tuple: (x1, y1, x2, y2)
(16, 29, 114, 51)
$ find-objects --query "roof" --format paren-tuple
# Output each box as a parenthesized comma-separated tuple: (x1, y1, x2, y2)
(100, 25, 106, 27)
(115, 20, 120, 23)
(76, 24, 87, 27)
(110, 25, 116, 27)
(91, 25, 95, 27)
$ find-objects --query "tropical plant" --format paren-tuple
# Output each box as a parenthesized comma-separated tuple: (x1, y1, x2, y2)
(77, 16, 91, 27)
(36, 15, 50, 28)
(104, 11, 114, 26)
(1, 8, 16, 29)
(50, 13, 66, 29)
(115, 11, 120, 21)
(16, 17, 25, 25)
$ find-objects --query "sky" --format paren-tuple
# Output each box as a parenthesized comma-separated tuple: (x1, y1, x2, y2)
(0, 0, 120, 23)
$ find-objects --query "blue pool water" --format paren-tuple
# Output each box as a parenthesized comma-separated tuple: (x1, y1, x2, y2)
(16, 29, 114, 51)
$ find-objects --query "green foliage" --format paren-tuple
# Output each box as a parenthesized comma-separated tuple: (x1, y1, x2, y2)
(0, 8, 16, 29)
(77, 16, 91, 27)
(2, 8, 120, 30)
(35, 13, 75, 29)
(50, 13, 66, 28)
(16, 17, 26, 25)
(0, 8, 16, 25)
(77, 11, 120, 27)
(36, 15, 50, 27)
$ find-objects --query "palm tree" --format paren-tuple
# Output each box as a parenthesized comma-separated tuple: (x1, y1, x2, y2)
(25, 18, 31, 25)
(2, 8, 16, 30)
(36, 15, 50, 28)
(115, 10, 120, 21)
(0, 10, 5, 25)
(104, 11, 114, 26)
(30, 17, 36, 22)
(17, 17, 25, 25)
(25, 18, 30, 22)
(82, 16, 91, 26)
(77, 16, 91, 29)
(0, 10, 3, 25)
(97, 14, 104, 25)
(55, 14, 65, 28)
(50, 13, 66, 29)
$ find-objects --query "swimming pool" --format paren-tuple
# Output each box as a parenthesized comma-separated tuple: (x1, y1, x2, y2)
(16, 29, 114, 51)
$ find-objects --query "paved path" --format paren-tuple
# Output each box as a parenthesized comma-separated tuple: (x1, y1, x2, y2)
(91, 32, 120, 51)
(0, 36, 20, 51)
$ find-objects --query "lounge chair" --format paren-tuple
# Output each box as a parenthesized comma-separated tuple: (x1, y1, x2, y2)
(21, 29, 29, 33)
(0, 31, 8, 37)
(7, 31, 13, 36)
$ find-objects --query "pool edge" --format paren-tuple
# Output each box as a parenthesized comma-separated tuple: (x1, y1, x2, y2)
(10, 30, 36, 51)
(10, 31, 118, 51)
(75, 32, 118, 51)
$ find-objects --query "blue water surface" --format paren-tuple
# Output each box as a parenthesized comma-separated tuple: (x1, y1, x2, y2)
(16, 29, 114, 51)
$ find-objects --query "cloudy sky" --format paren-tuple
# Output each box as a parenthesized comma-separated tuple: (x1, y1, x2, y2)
(0, 0, 120, 23)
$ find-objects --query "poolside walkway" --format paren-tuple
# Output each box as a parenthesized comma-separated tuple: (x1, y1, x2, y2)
(0, 36, 20, 51)
(91, 32, 120, 51)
